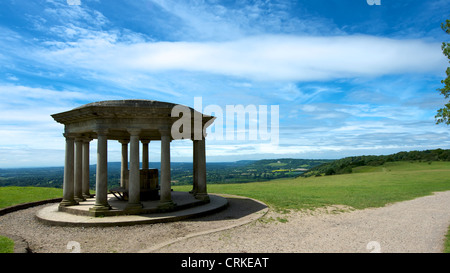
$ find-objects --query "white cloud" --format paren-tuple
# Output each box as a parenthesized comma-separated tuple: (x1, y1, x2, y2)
(148, 0, 338, 40)
(0, 84, 106, 110)
(35, 34, 446, 83)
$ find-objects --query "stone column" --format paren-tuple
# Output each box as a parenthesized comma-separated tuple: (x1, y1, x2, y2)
(119, 139, 129, 189)
(194, 138, 209, 201)
(158, 129, 175, 210)
(60, 134, 78, 207)
(190, 139, 198, 195)
(141, 139, 150, 170)
(74, 137, 85, 202)
(90, 130, 111, 213)
(82, 138, 91, 199)
(127, 129, 142, 210)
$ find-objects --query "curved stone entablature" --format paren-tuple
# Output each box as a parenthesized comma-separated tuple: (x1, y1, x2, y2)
(51, 100, 215, 217)
(52, 99, 215, 141)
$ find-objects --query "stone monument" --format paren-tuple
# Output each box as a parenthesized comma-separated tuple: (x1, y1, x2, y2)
(51, 100, 215, 217)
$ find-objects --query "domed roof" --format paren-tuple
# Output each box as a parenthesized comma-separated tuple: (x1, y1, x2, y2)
(51, 100, 215, 139)
(74, 99, 180, 110)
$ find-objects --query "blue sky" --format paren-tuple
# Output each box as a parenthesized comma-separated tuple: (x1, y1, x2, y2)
(0, 0, 449, 167)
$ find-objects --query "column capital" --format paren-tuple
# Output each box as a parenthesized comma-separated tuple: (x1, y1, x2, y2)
(118, 139, 130, 144)
(63, 133, 76, 139)
(95, 129, 109, 136)
(127, 128, 141, 136)
(83, 137, 93, 143)
(75, 136, 85, 142)
(141, 139, 150, 144)
(191, 133, 206, 141)
(159, 127, 171, 137)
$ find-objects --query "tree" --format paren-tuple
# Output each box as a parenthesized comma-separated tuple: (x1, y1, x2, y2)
(436, 19, 450, 125)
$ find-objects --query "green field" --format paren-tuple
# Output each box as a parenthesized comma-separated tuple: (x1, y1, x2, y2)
(1, 160, 450, 252)
(446, 227, 450, 253)
(0, 187, 62, 209)
(0, 236, 14, 253)
(0, 187, 63, 253)
(176, 161, 450, 211)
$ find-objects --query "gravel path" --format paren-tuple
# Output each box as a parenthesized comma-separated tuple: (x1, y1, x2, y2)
(0, 195, 267, 253)
(155, 191, 450, 253)
(1, 191, 450, 253)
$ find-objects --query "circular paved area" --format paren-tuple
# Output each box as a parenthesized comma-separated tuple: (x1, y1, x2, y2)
(0, 193, 268, 253)
(36, 192, 229, 227)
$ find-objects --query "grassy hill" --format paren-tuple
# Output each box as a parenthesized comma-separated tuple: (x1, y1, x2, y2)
(0, 187, 62, 209)
(302, 149, 450, 177)
(176, 160, 450, 211)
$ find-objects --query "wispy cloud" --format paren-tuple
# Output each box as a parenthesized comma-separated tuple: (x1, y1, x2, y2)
(30, 34, 446, 83)
(148, 0, 341, 40)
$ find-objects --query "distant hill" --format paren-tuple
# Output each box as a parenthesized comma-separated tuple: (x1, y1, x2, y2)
(302, 149, 450, 177)
(0, 159, 329, 188)
(202, 158, 332, 184)
(2, 150, 448, 188)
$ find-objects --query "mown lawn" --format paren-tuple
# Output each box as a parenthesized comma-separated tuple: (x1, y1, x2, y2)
(445, 227, 450, 253)
(0, 186, 62, 209)
(0, 186, 62, 253)
(176, 161, 450, 211)
(0, 236, 14, 253)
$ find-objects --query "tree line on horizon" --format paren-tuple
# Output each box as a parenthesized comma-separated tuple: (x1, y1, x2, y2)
(302, 149, 450, 177)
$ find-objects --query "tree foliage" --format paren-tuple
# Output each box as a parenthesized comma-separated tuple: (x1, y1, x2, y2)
(302, 149, 450, 177)
(436, 19, 450, 125)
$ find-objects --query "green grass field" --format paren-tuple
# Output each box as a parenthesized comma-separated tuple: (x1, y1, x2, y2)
(176, 161, 450, 211)
(0, 186, 62, 209)
(445, 227, 450, 253)
(0, 236, 14, 253)
(1, 160, 449, 252)
(0, 187, 62, 253)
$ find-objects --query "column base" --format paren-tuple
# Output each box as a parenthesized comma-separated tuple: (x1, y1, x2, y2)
(74, 196, 86, 202)
(89, 204, 111, 215)
(59, 199, 79, 207)
(125, 203, 143, 212)
(157, 200, 177, 211)
(194, 193, 210, 202)
(83, 193, 94, 199)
